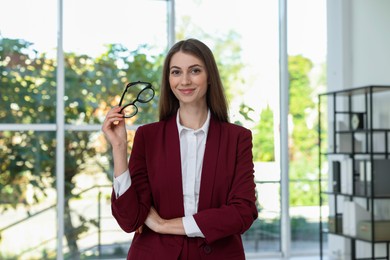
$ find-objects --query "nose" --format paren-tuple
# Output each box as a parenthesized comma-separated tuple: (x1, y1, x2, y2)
(181, 73, 191, 85)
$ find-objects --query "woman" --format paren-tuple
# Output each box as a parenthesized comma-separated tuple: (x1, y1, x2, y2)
(102, 38, 258, 260)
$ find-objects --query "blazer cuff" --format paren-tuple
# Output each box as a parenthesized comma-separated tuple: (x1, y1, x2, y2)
(113, 169, 131, 198)
(182, 216, 205, 238)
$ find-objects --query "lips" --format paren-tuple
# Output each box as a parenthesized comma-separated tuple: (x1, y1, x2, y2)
(179, 88, 195, 95)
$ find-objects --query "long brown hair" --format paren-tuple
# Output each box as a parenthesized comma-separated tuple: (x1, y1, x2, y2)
(158, 38, 229, 122)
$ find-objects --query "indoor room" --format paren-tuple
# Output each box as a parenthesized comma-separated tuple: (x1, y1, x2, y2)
(0, 0, 389, 259)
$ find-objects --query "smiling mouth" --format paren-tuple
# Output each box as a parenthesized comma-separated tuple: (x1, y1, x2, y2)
(179, 88, 195, 95)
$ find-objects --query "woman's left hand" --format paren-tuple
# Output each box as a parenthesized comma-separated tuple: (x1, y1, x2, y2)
(144, 206, 165, 233)
(143, 207, 186, 235)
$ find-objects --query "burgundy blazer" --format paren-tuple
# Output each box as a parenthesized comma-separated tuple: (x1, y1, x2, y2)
(111, 113, 258, 260)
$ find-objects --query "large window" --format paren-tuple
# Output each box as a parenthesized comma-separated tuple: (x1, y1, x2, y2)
(1, 1, 167, 259)
(0, 0, 327, 259)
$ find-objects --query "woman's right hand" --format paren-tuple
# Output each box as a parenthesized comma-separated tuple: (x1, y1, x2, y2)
(102, 106, 127, 148)
(102, 106, 129, 177)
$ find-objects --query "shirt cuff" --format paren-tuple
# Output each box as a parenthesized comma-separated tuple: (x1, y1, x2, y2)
(182, 216, 205, 238)
(113, 170, 131, 198)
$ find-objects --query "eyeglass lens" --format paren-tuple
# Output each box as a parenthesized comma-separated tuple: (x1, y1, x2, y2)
(120, 82, 154, 118)
(122, 104, 138, 118)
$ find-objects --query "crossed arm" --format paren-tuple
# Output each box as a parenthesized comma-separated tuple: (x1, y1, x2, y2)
(140, 207, 186, 235)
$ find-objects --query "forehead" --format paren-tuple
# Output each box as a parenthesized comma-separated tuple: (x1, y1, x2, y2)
(170, 51, 205, 68)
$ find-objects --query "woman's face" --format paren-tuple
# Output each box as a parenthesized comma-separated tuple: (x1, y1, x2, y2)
(169, 51, 208, 107)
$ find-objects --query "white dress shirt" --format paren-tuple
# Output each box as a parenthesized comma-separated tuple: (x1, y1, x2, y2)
(113, 109, 210, 238)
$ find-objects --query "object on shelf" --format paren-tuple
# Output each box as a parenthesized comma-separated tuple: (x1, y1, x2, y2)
(355, 159, 390, 197)
(341, 159, 353, 194)
(357, 220, 390, 241)
(350, 112, 365, 130)
(342, 201, 370, 237)
(332, 161, 341, 192)
(328, 214, 343, 234)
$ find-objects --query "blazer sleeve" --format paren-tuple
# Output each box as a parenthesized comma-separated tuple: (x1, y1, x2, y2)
(193, 128, 258, 244)
(111, 126, 152, 233)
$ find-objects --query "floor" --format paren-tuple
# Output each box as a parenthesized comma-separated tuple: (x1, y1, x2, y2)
(106, 258, 326, 260)
(258, 257, 326, 260)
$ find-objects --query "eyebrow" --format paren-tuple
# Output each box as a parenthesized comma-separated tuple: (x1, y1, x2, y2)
(170, 64, 204, 70)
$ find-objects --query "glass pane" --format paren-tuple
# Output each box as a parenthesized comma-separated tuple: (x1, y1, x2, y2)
(0, 0, 57, 124)
(63, 130, 135, 259)
(0, 131, 56, 258)
(176, 0, 281, 254)
(246, 182, 282, 252)
(287, 0, 327, 254)
(63, 0, 166, 125)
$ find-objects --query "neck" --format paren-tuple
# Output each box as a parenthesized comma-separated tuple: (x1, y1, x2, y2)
(178, 105, 208, 130)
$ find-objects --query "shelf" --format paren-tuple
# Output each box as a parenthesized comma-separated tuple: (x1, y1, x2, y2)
(336, 129, 390, 133)
(322, 229, 390, 243)
(319, 85, 390, 97)
(319, 85, 390, 260)
(321, 152, 390, 156)
(322, 191, 390, 199)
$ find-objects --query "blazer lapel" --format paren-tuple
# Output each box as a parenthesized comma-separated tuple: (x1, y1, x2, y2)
(198, 117, 221, 211)
(163, 115, 185, 216)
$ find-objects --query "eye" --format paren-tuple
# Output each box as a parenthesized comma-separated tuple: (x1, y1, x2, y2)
(191, 67, 202, 74)
(170, 69, 181, 76)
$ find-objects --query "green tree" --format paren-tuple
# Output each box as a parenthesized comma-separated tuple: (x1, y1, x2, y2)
(249, 54, 324, 205)
(288, 55, 320, 206)
(1, 38, 56, 209)
(0, 37, 163, 258)
(252, 105, 275, 162)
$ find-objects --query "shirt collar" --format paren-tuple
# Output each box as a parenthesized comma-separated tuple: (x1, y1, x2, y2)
(176, 109, 211, 135)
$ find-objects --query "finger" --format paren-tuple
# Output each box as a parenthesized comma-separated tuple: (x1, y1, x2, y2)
(105, 110, 124, 120)
(150, 207, 158, 215)
(112, 106, 125, 116)
(105, 106, 123, 118)
(136, 225, 143, 234)
(102, 107, 127, 133)
(108, 116, 124, 124)
(102, 117, 123, 131)
(104, 112, 125, 123)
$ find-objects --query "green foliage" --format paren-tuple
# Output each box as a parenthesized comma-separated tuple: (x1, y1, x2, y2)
(250, 54, 324, 206)
(290, 216, 320, 240)
(289, 55, 314, 116)
(252, 105, 275, 162)
(0, 36, 164, 256)
(288, 55, 318, 161)
(288, 55, 321, 206)
(0, 37, 58, 206)
(0, 36, 163, 208)
(0, 38, 55, 124)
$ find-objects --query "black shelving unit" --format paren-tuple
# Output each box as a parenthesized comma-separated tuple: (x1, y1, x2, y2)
(318, 86, 390, 260)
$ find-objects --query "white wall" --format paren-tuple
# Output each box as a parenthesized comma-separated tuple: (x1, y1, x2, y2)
(352, 0, 390, 86)
(350, 0, 390, 133)
(328, 0, 390, 90)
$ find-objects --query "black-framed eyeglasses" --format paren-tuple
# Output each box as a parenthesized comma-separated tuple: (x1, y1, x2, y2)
(118, 81, 155, 118)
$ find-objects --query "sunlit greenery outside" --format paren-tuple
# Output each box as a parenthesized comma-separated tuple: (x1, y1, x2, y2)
(0, 35, 165, 258)
(0, 31, 326, 258)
